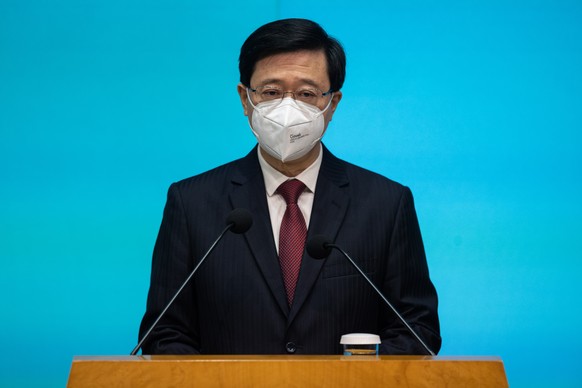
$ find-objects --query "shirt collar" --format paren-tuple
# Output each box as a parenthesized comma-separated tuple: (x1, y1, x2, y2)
(258, 144, 323, 197)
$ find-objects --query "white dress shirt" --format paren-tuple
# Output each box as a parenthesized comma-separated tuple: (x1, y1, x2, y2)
(257, 144, 323, 253)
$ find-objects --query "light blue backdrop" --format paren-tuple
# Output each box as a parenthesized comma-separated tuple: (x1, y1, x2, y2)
(1, 1, 581, 387)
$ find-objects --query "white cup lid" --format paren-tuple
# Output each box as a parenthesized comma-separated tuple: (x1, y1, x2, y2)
(340, 333, 381, 345)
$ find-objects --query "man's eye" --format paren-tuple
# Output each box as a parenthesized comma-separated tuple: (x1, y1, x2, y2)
(262, 89, 282, 97)
(297, 90, 317, 98)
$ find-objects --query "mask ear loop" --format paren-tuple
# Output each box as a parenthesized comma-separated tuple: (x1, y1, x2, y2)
(246, 88, 258, 110)
(318, 92, 335, 116)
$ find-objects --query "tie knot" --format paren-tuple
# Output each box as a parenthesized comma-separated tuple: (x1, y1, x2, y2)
(278, 179, 306, 205)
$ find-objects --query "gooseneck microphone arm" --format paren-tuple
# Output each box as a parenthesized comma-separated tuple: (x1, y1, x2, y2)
(306, 235, 435, 356)
(131, 208, 253, 356)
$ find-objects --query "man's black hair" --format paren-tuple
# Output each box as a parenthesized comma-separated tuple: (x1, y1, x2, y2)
(239, 18, 346, 92)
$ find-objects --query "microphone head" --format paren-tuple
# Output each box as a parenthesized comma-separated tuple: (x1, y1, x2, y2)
(226, 208, 253, 234)
(306, 235, 333, 260)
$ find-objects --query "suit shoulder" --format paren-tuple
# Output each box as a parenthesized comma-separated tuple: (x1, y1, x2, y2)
(349, 162, 404, 186)
(322, 145, 409, 193)
(335, 157, 410, 196)
(170, 152, 256, 193)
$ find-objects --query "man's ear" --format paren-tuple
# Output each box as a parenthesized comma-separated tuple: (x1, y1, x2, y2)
(237, 83, 250, 116)
(326, 90, 342, 122)
(331, 90, 342, 114)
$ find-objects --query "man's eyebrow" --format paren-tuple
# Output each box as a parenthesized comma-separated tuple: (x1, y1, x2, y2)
(254, 78, 325, 89)
(254, 78, 283, 86)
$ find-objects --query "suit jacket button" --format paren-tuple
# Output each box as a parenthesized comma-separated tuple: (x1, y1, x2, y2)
(286, 342, 297, 354)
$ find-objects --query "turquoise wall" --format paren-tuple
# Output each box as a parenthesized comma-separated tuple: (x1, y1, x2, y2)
(1, 1, 581, 386)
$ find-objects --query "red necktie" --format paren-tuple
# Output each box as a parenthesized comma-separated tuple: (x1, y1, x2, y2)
(278, 179, 307, 306)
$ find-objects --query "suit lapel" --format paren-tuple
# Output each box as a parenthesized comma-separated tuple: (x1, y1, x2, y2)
(228, 145, 351, 323)
(228, 148, 290, 316)
(288, 145, 350, 325)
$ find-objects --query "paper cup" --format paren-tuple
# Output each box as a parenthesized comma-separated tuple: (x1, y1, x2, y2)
(340, 333, 380, 355)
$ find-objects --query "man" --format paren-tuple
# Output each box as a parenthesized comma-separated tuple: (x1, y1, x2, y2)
(138, 18, 441, 355)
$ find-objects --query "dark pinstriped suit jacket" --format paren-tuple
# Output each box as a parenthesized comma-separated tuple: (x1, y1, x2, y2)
(139, 144, 441, 355)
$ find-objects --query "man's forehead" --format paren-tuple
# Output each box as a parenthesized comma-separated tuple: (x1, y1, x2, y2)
(250, 50, 329, 86)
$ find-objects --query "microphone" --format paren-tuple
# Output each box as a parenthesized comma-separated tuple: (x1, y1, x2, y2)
(306, 235, 436, 356)
(226, 208, 253, 234)
(131, 208, 253, 355)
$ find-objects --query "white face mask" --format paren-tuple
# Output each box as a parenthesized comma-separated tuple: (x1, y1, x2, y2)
(247, 92, 333, 163)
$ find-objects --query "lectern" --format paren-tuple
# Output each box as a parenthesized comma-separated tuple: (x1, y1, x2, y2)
(67, 355, 508, 387)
